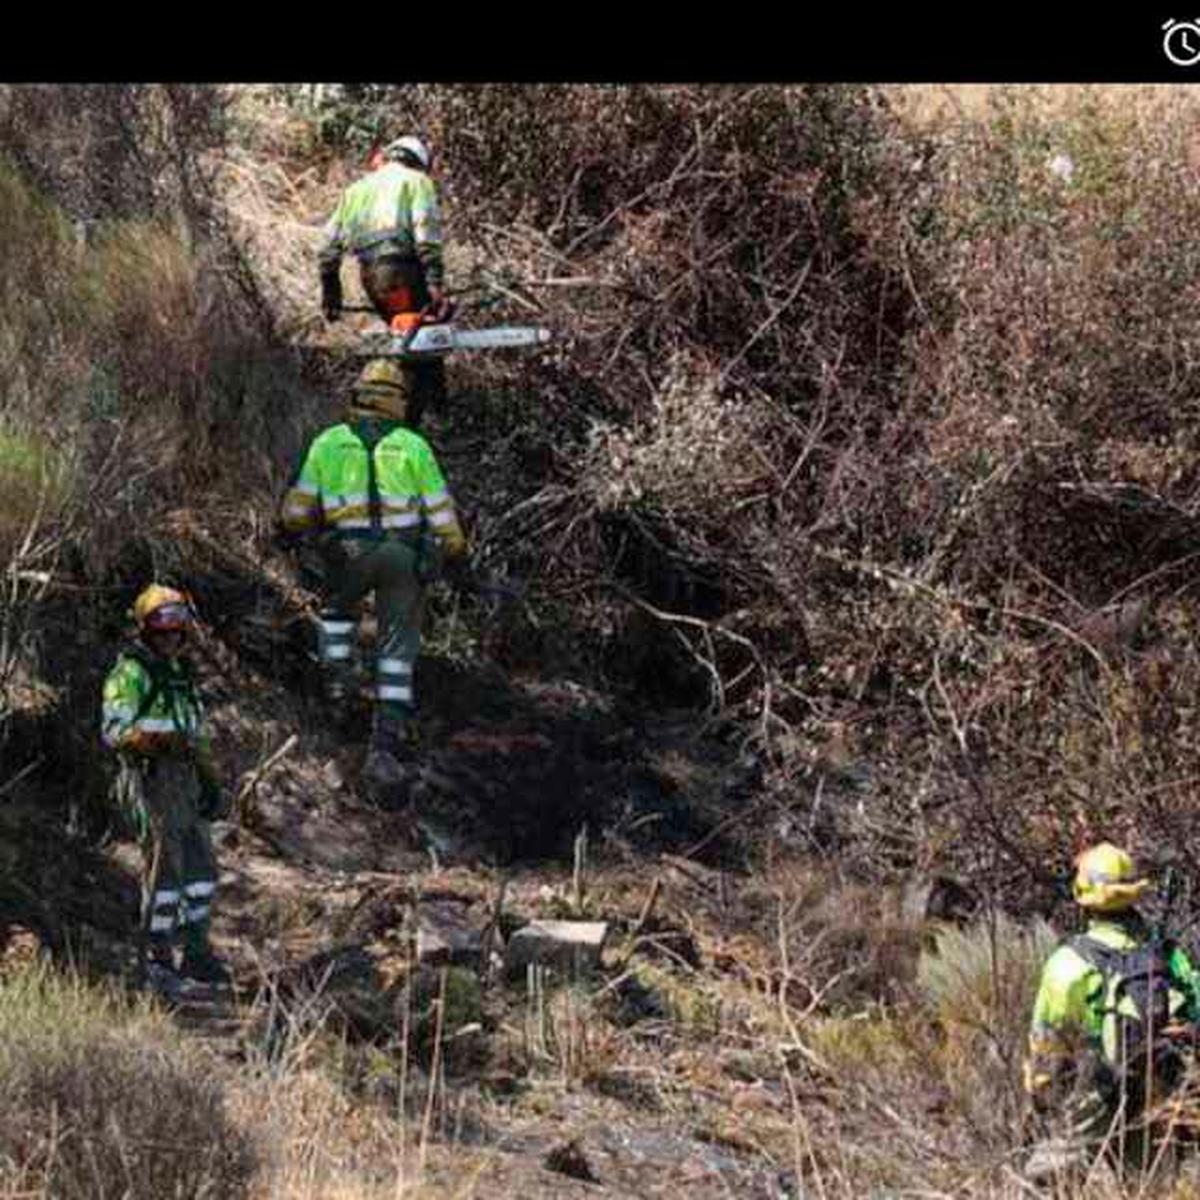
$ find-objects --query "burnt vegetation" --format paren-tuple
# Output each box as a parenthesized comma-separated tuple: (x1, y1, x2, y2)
(4, 82, 1200, 1197)
(3, 80, 1200, 909)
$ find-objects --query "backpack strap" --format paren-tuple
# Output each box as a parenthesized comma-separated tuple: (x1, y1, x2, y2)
(1067, 933, 1122, 975)
(120, 645, 198, 730)
(348, 419, 387, 539)
(1068, 932, 1176, 999)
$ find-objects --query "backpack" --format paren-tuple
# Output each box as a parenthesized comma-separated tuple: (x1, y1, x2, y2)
(1069, 934, 1181, 1092)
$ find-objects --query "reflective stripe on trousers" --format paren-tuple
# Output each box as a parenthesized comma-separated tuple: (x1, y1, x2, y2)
(377, 655, 414, 704)
(149, 888, 181, 933)
(183, 879, 215, 926)
(318, 611, 356, 665)
(129, 757, 219, 948)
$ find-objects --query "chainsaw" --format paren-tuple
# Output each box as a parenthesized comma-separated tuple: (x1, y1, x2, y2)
(346, 306, 552, 360)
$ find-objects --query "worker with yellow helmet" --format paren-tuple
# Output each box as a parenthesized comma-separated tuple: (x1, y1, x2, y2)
(278, 358, 468, 785)
(1022, 842, 1200, 1182)
(101, 584, 230, 998)
(318, 134, 450, 423)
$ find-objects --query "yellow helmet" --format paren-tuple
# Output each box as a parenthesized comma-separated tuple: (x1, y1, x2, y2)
(351, 358, 413, 420)
(1073, 842, 1151, 912)
(132, 584, 194, 633)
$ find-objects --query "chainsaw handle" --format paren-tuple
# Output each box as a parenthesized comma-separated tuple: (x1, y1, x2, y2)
(421, 297, 456, 324)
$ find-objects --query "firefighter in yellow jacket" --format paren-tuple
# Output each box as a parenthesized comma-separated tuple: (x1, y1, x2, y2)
(101, 585, 230, 997)
(1022, 842, 1200, 1181)
(319, 135, 450, 424)
(278, 358, 468, 782)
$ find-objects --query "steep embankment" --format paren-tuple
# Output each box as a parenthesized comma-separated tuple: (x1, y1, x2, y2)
(8, 83, 1200, 1198)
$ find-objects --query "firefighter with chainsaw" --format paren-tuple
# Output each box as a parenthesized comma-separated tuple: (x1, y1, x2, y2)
(278, 358, 468, 784)
(319, 135, 449, 425)
(101, 585, 230, 998)
(1022, 842, 1200, 1182)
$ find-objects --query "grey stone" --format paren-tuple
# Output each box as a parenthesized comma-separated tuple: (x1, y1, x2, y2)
(416, 900, 484, 968)
(505, 920, 608, 975)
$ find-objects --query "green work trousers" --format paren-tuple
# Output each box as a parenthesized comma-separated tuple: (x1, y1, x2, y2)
(116, 755, 217, 960)
(316, 537, 423, 720)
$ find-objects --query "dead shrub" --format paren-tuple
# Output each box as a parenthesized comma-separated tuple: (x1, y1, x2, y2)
(915, 912, 1058, 1139)
(0, 961, 255, 1199)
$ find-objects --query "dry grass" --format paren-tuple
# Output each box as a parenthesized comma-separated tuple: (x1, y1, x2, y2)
(11, 81, 1200, 1199)
(213, 143, 336, 342)
(885, 83, 1200, 128)
(0, 960, 254, 1199)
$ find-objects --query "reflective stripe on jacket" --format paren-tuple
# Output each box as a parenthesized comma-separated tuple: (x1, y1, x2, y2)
(279, 421, 466, 556)
(318, 163, 443, 286)
(101, 648, 208, 754)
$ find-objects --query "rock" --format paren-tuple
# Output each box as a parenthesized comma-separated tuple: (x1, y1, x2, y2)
(506, 920, 608, 975)
(543, 1138, 599, 1184)
(416, 898, 485, 968)
(270, 943, 392, 1040)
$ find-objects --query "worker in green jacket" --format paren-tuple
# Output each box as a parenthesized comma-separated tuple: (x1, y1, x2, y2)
(1023, 842, 1200, 1182)
(319, 135, 449, 425)
(278, 357, 468, 783)
(101, 585, 231, 998)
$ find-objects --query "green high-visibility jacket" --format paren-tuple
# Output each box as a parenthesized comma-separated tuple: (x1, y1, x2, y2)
(318, 162, 443, 286)
(1024, 915, 1200, 1094)
(279, 420, 466, 556)
(101, 645, 213, 765)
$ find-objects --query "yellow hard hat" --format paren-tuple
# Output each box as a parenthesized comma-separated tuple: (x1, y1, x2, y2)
(351, 358, 413, 420)
(1073, 842, 1151, 912)
(132, 584, 193, 632)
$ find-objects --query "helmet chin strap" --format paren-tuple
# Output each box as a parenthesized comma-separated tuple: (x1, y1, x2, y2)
(144, 628, 186, 657)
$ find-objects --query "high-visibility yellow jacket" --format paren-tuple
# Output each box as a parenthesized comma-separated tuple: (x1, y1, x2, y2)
(318, 162, 444, 286)
(279, 418, 466, 557)
(101, 644, 214, 766)
(1024, 915, 1200, 1096)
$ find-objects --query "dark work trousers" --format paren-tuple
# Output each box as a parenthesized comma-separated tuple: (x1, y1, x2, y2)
(316, 538, 423, 722)
(115, 755, 217, 963)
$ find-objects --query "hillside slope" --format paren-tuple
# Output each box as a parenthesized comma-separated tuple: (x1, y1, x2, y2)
(6, 82, 1200, 1198)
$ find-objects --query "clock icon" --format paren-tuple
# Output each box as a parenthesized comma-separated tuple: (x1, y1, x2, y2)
(1164, 18, 1200, 66)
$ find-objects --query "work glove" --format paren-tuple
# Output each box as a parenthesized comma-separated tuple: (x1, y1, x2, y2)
(271, 525, 303, 555)
(414, 535, 442, 586)
(441, 554, 474, 591)
(121, 727, 191, 759)
(321, 269, 343, 323)
(424, 284, 454, 323)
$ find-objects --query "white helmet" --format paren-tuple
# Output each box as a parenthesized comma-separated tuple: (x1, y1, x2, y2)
(383, 135, 431, 170)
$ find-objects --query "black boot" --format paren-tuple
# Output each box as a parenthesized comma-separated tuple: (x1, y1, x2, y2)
(180, 945, 232, 987)
(364, 712, 417, 789)
(142, 944, 182, 1001)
